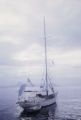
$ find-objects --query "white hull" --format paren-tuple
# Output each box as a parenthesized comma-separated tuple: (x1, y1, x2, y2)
(19, 96, 56, 112)
(41, 97, 56, 107)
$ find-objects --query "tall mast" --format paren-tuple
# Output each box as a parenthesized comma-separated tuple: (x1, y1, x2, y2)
(44, 17, 48, 96)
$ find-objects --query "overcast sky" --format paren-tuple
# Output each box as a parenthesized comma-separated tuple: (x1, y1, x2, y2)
(0, 0, 81, 86)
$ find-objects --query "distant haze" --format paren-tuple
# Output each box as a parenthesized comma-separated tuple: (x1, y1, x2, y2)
(0, 0, 81, 87)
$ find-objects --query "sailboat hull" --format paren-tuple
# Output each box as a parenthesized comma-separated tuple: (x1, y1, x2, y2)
(18, 94, 57, 112)
(41, 97, 56, 107)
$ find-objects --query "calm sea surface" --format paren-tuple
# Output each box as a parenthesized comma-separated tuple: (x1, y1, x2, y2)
(0, 86, 81, 120)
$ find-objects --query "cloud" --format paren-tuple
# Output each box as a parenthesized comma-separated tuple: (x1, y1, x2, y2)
(0, 0, 81, 86)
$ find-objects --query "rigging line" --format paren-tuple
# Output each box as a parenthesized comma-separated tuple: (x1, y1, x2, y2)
(47, 75, 55, 93)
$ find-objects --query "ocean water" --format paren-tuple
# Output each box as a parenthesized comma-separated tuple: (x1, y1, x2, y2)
(0, 86, 81, 120)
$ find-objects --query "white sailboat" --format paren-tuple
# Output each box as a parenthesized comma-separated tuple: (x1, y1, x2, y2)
(18, 18, 57, 112)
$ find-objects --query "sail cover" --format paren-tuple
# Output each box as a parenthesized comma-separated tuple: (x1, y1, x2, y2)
(18, 84, 26, 96)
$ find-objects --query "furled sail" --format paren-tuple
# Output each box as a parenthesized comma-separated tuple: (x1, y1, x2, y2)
(18, 84, 26, 97)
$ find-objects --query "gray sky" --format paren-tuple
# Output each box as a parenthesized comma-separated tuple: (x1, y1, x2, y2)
(0, 0, 81, 86)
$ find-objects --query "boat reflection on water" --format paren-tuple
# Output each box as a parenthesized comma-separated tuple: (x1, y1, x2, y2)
(19, 103, 57, 120)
